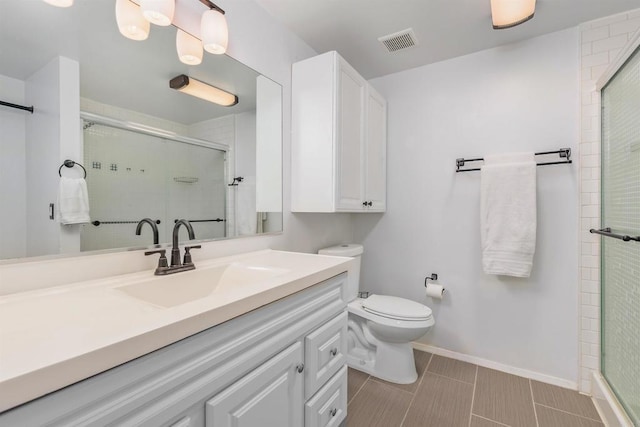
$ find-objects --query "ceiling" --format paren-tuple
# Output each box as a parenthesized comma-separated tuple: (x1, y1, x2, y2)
(254, 0, 640, 79)
(0, 0, 260, 125)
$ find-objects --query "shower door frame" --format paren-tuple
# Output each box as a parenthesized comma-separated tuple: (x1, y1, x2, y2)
(590, 28, 640, 427)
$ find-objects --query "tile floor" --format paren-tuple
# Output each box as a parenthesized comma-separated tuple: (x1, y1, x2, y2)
(346, 350, 603, 427)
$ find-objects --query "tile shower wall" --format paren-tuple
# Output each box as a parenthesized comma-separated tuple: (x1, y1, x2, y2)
(578, 9, 640, 393)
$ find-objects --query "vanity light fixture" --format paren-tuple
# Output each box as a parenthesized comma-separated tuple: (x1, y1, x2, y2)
(490, 0, 536, 29)
(169, 75, 238, 107)
(201, 7, 229, 55)
(140, 0, 175, 26)
(115, 0, 229, 65)
(116, 0, 150, 41)
(176, 29, 203, 65)
(42, 0, 74, 7)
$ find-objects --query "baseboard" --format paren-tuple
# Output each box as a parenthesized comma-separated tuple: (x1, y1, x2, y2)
(591, 372, 634, 427)
(412, 342, 578, 391)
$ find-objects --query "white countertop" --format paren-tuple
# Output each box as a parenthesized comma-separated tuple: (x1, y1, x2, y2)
(0, 249, 351, 413)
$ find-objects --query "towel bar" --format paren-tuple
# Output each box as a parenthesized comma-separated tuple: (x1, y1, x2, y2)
(58, 160, 87, 178)
(590, 228, 640, 242)
(456, 148, 571, 172)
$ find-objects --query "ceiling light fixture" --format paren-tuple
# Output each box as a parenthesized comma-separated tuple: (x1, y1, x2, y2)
(170, 75, 238, 107)
(116, 0, 150, 41)
(140, 0, 175, 26)
(176, 29, 203, 65)
(490, 0, 536, 29)
(42, 0, 74, 7)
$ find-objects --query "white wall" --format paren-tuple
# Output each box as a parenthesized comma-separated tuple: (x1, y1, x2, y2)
(25, 56, 80, 257)
(0, 75, 27, 259)
(0, 0, 353, 295)
(354, 28, 580, 385)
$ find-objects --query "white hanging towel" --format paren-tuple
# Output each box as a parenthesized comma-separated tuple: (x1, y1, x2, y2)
(58, 176, 90, 225)
(480, 152, 536, 277)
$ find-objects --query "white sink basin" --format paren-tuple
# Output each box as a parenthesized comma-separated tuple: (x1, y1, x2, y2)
(116, 263, 290, 308)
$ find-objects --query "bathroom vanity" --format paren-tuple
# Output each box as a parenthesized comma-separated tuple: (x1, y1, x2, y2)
(0, 250, 350, 426)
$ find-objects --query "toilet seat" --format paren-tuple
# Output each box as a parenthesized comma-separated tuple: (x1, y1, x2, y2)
(361, 295, 432, 321)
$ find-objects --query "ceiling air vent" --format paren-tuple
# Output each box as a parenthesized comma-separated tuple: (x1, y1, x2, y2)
(378, 28, 418, 53)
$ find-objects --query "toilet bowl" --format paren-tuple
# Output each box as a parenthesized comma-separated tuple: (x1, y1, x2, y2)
(318, 244, 435, 384)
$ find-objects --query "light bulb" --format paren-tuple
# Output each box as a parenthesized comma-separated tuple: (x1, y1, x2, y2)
(116, 0, 150, 41)
(176, 29, 203, 65)
(201, 9, 228, 55)
(140, 0, 175, 26)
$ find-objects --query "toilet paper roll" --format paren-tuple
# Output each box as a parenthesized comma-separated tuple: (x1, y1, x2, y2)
(426, 284, 445, 299)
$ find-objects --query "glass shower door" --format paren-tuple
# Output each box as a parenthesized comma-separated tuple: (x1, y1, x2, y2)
(600, 45, 640, 424)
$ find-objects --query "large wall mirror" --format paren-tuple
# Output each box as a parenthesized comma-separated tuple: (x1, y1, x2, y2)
(0, 0, 283, 262)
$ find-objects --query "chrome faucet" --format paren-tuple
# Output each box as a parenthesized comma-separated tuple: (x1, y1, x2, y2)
(135, 218, 159, 245)
(145, 219, 200, 275)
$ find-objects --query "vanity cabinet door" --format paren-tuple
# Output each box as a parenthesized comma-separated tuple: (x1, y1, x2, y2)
(205, 342, 304, 427)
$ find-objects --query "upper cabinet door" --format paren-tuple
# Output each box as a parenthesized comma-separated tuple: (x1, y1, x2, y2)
(336, 58, 366, 211)
(291, 51, 386, 213)
(205, 342, 304, 427)
(365, 87, 387, 212)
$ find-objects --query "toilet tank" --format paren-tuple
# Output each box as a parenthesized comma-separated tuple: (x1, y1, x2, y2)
(318, 244, 363, 301)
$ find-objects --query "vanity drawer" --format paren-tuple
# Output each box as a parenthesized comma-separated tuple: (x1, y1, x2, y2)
(305, 366, 347, 427)
(305, 311, 347, 399)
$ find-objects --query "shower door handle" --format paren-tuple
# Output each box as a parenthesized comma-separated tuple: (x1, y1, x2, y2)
(590, 227, 640, 242)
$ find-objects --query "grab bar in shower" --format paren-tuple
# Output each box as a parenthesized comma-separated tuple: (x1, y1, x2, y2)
(589, 227, 640, 242)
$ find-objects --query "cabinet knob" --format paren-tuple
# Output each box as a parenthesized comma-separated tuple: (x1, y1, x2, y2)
(330, 348, 338, 357)
(296, 363, 305, 373)
(362, 201, 368, 207)
(367, 201, 373, 207)
(330, 408, 337, 417)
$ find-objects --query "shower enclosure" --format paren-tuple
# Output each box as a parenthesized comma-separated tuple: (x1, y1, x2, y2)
(599, 45, 640, 424)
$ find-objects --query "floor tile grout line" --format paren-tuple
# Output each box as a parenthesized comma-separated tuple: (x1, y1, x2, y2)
(399, 353, 433, 427)
(468, 365, 478, 427)
(423, 369, 476, 386)
(529, 379, 540, 427)
(348, 375, 371, 406)
(534, 402, 605, 423)
(471, 414, 512, 427)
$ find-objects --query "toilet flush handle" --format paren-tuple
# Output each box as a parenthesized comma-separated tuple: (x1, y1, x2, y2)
(330, 348, 338, 357)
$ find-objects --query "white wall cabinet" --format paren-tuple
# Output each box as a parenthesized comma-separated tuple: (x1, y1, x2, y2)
(0, 274, 348, 427)
(292, 51, 387, 213)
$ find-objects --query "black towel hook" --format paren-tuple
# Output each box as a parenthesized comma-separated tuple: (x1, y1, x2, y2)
(58, 159, 87, 178)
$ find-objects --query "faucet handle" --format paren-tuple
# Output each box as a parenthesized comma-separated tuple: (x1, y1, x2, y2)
(145, 249, 169, 273)
(183, 245, 201, 265)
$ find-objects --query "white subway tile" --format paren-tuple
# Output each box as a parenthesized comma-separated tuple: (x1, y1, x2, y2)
(581, 154, 600, 168)
(610, 17, 640, 36)
(591, 268, 600, 281)
(582, 26, 610, 43)
(582, 180, 599, 193)
(582, 255, 600, 269)
(583, 305, 599, 319)
(582, 204, 599, 218)
(582, 329, 599, 343)
(582, 43, 593, 56)
(590, 343, 600, 357)
(591, 64, 610, 80)
(586, 11, 630, 28)
(581, 379, 591, 394)
(629, 9, 640, 19)
(592, 34, 630, 53)
(582, 280, 599, 293)
(583, 355, 599, 369)
(582, 103, 599, 118)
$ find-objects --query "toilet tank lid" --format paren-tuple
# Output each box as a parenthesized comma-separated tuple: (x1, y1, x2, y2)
(318, 244, 363, 257)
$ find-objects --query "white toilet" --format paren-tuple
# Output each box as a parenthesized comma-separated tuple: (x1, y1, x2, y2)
(318, 244, 435, 384)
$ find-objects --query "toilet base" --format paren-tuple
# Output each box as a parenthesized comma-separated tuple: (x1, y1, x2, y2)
(347, 341, 418, 384)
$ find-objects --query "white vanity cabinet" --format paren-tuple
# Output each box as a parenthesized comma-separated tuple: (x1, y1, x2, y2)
(291, 51, 387, 213)
(0, 274, 349, 427)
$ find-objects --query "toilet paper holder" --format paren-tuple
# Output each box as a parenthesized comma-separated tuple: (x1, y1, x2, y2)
(424, 273, 438, 287)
